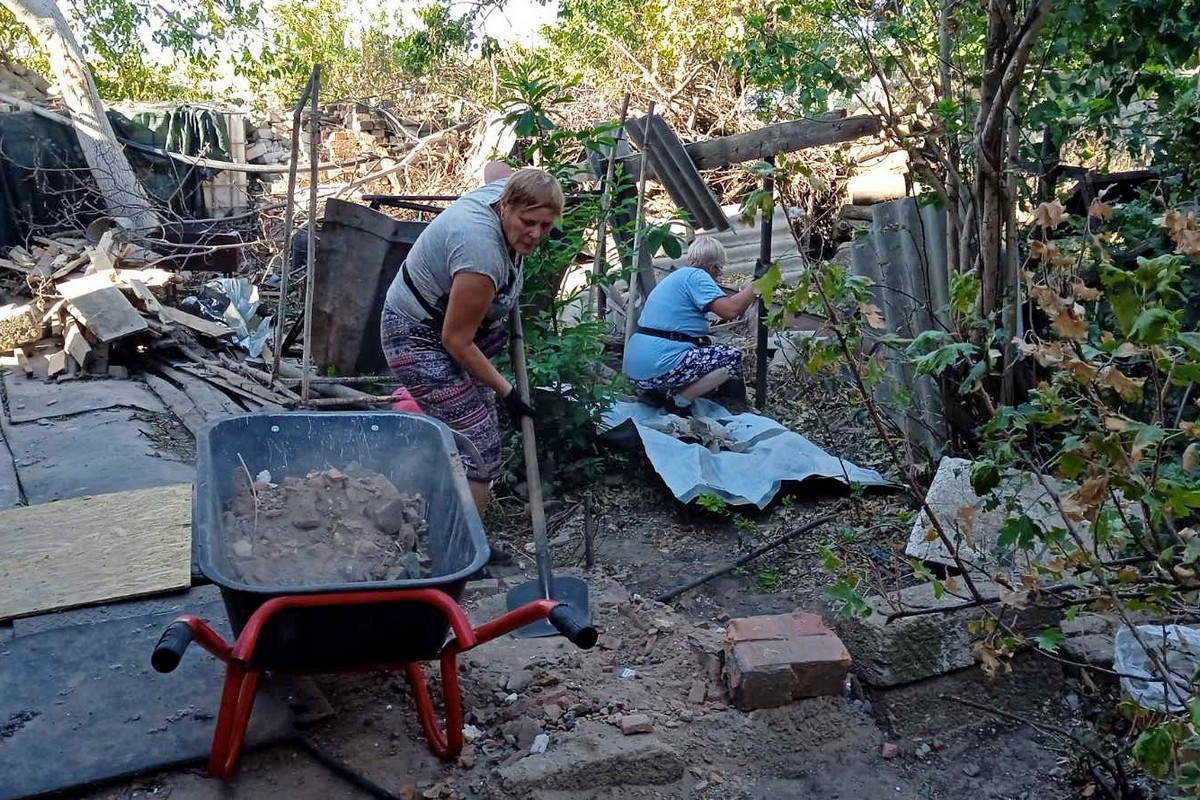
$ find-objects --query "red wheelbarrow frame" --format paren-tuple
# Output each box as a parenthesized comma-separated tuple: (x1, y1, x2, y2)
(154, 589, 568, 779)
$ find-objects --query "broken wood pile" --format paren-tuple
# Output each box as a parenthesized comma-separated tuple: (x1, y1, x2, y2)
(0, 229, 399, 427)
(0, 230, 239, 378)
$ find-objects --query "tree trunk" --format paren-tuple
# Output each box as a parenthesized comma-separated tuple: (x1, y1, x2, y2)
(0, 0, 159, 229)
(973, 0, 1053, 320)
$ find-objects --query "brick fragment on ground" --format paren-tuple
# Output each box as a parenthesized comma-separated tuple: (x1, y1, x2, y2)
(722, 611, 852, 710)
(619, 713, 654, 735)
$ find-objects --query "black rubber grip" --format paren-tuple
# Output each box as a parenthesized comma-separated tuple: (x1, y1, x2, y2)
(548, 604, 598, 650)
(152, 621, 194, 673)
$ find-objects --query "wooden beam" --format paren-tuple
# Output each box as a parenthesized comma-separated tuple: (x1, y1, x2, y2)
(157, 305, 234, 339)
(616, 115, 882, 178)
(63, 286, 147, 343)
(63, 318, 91, 366)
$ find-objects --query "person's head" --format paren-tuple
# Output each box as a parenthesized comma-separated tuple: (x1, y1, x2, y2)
(688, 235, 727, 280)
(496, 168, 564, 256)
(483, 160, 514, 184)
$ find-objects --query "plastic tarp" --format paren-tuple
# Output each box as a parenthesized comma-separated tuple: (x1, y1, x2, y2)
(601, 398, 893, 508)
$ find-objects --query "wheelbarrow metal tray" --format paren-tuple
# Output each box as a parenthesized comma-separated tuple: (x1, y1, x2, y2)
(193, 412, 489, 672)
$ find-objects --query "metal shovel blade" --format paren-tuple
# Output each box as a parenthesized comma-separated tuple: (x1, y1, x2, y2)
(505, 576, 592, 638)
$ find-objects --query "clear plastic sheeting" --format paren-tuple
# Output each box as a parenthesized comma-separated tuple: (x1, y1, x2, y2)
(601, 398, 893, 508)
(1113, 625, 1200, 712)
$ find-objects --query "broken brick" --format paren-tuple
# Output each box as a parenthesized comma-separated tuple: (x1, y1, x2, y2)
(619, 713, 654, 735)
(723, 612, 851, 710)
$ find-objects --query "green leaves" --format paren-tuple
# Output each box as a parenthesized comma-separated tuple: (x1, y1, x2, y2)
(1132, 725, 1175, 780)
(754, 262, 783, 300)
(826, 577, 872, 619)
(997, 514, 1043, 550)
(1032, 628, 1064, 653)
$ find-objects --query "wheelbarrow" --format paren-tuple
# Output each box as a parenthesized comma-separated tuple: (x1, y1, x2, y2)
(150, 412, 596, 779)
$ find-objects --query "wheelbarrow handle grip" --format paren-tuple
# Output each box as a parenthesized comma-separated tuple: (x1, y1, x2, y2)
(152, 620, 195, 673)
(548, 604, 598, 650)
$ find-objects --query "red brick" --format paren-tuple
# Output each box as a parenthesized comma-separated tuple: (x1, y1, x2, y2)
(723, 622, 852, 710)
(726, 612, 830, 643)
(619, 713, 654, 735)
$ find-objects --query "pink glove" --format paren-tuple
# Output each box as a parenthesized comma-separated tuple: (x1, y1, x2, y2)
(391, 387, 422, 414)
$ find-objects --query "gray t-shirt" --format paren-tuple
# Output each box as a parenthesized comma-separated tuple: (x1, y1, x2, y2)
(384, 178, 522, 327)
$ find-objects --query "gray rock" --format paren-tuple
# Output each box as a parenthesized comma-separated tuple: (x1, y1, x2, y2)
(495, 722, 684, 795)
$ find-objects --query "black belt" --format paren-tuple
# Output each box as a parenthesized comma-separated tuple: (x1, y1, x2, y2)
(635, 326, 711, 347)
(402, 261, 446, 325)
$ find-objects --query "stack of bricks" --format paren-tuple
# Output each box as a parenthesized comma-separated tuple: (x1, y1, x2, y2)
(723, 611, 852, 710)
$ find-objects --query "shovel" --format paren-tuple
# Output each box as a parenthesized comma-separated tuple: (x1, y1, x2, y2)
(504, 308, 596, 644)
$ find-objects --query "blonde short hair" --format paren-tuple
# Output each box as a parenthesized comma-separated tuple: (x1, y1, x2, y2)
(499, 168, 565, 215)
(687, 235, 726, 269)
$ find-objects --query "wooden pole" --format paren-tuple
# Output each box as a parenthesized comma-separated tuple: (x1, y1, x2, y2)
(271, 69, 317, 383)
(622, 102, 656, 346)
(301, 65, 321, 403)
(593, 93, 631, 321)
(755, 157, 773, 411)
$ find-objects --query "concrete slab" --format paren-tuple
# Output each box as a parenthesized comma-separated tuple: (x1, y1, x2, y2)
(0, 598, 294, 800)
(3, 370, 165, 422)
(1, 407, 194, 504)
(905, 456, 1103, 576)
(838, 578, 1062, 687)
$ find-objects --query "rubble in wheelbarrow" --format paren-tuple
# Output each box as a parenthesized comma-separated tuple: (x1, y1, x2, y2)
(225, 466, 431, 585)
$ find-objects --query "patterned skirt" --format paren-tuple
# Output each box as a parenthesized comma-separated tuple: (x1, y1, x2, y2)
(381, 306, 508, 483)
(630, 343, 743, 392)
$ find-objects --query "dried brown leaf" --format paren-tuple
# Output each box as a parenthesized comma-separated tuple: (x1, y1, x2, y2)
(1052, 307, 1088, 340)
(1185, 442, 1200, 473)
(1073, 476, 1109, 513)
(1029, 239, 1058, 261)
(1097, 366, 1145, 401)
(859, 303, 886, 330)
(1104, 416, 1130, 432)
(957, 505, 977, 547)
(1072, 282, 1102, 302)
(1034, 200, 1066, 229)
(1088, 199, 1114, 220)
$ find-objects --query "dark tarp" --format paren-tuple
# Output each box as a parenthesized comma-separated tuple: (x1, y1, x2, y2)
(0, 105, 233, 248)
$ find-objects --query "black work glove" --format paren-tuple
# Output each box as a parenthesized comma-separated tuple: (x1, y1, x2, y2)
(502, 388, 535, 422)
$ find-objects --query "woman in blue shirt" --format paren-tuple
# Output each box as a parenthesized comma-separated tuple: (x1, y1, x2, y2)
(622, 235, 759, 414)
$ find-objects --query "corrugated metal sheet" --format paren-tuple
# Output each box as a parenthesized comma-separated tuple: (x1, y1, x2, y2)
(850, 196, 951, 451)
(626, 114, 730, 232)
(652, 206, 800, 279)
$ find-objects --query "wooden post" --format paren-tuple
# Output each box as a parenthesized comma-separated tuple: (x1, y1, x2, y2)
(301, 65, 322, 403)
(593, 92, 631, 322)
(622, 102, 656, 346)
(754, 158, 773, 412)
(271, 69, 318, 383)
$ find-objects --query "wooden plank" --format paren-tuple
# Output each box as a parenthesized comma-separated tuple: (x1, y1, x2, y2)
(175, 362, 287, 408)
(14, 347, 31, 376)
(45, 349, 68, 377)
(616, 114, 882, 178)
(64, 286, 148, 343)
(85, 230, 118, 274)
(143, 374, 206, 436)
(153, 361, 245, 418)
(125, 278, 162, 314)
(157, 305, 234, 339)
(0, 484, 191, 621)
(50, 252, 89, 280)
(63, 319, 91, 366)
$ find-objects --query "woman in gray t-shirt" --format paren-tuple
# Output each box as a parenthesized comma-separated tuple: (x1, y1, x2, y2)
(381, 167, 563, 514)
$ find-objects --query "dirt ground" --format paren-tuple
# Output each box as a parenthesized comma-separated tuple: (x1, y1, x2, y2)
(72, 369, 1109, 800)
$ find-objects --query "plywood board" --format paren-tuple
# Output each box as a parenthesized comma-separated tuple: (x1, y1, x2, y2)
(64, 286, 148, 343)
(0, 483, 192, 620)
